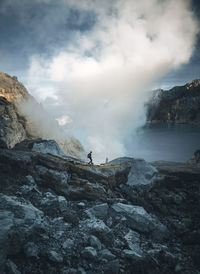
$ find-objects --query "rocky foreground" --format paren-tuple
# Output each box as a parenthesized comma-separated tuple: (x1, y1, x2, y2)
(146, 79, 200, 123)
(0, 139, 200, 274)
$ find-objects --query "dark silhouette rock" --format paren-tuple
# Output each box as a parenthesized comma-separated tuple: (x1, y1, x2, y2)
(146, 79, 200, 123)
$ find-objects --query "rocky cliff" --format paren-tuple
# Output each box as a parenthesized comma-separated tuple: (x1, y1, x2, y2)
(0, 71, 84, 158)
(146, 79, 200, 123)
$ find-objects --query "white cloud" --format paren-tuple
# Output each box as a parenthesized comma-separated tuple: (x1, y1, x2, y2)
(27, 0, 199, 162)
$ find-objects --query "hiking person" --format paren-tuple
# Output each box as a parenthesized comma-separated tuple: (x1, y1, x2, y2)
(87, 151, 93, 165)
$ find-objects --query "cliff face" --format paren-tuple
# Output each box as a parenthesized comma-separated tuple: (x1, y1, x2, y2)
(0, 71, 84, 158)
(0, 71, 29, 102)
(0, 96, 27, 148)
(146, 79, 200, 123)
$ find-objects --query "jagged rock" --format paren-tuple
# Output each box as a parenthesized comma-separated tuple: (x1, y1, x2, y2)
(146, 79, 200, 123)
(5, 259, 21, 274)
(121, 249, 143, 259)
(81, 246, 97, 259)
(58, 196, 68, 213)
(0, 210, 14, 272)
(111, 203, 168, 240)
(89, 235, 102, 250)
(83, 218, 113, 244)
(109, 157, 157, 189)
(14, 138, 66, 156)
(124, 230, 142, 255)
(23, 242, 39, 258)
(188, 149, 200, 166)
(0, 138, 200, 273)
(62, 239, 74, 250)
(0, 97, 27, 148)
(48, 250, 63, 263)
(85, 203, 109, 220)
(101, 249, 116, 260)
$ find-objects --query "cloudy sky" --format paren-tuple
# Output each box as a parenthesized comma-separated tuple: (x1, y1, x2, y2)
(0, 0, 200, 160)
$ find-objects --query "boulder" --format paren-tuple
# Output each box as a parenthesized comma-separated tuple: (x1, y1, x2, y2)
(100, 249, 116, 260)
(81, 247, 97, 259)
(48, 250, 63, 263)
(110, 157, 157, 188)
(111, 203, 168, 240)
(89, 235, 102, 250)
(14, 139, 67, 158)
(85, 203, 109, 220)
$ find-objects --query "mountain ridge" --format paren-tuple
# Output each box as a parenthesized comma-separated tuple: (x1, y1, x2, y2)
(146, 79, 200, 123)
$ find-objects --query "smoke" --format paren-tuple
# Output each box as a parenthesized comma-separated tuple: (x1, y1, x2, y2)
(26, 0, 199, 162)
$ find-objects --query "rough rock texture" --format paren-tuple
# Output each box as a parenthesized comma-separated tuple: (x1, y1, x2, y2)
(188, 149, 200, 166)
(0, 96, 27, 148)
(0, 147, 200, 273)
(146, 79, 200, 123)
(0, 71, 84, 158)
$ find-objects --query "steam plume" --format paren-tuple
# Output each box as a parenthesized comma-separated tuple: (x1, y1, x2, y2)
(27, 0, 199, 162)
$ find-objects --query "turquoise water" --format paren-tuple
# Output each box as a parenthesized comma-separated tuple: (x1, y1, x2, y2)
(126, 123, 200, 162)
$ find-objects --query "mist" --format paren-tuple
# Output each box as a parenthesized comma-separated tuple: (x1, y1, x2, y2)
(26, 0, 199, 162)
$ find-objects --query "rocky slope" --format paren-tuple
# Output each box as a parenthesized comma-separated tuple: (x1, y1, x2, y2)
(0, 71, 84, 158)
(0, 139, 200, 273)
(146, 79, 200, 123)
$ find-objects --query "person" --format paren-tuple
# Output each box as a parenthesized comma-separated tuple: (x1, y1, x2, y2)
(87, 151, 93, 164)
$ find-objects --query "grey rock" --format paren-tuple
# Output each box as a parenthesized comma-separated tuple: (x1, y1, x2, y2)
(48, 250, 63, 263)
(20, 184, 40, 195)
(26, 175, 36, 185)
(101, 249, 116, 260)
(121, 249, 143, 259)
(77, 202, 85, 208)
(81, 246, 97, 259)
(36, 165, 69, 187)
(58, 196, 68, 213)
(62, 239, 74, 250)
(0, 194, 43, 222)
(0, 210, 14, 272)
(111, 203, 168, 240)
(124, 230, 142, 255)
(0, 97, 27, 148)
(89, 235, 102, 250)
(108, 157, 158, 190)
(23, 242, 39, 258)
(5, 259, 21, 274)
(83, 218, 113, 244)
(32, 139, 66, 157)
(85, 203, 109, 220)
(53, 231, 65, 240)
(146, 79, 200, 123)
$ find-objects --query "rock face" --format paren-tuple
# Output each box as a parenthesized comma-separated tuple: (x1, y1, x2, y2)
(0, 96, 27, 148)
(146, 79, 200, 123)
(0, 146, 200, 273)
(188, 149, 200, 166)
(0, 71, 84, 158)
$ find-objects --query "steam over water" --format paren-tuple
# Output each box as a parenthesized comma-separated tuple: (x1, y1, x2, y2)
(125, 123, 200, 162)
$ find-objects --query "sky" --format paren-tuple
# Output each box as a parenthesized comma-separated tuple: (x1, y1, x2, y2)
(0, 0, 200, 161)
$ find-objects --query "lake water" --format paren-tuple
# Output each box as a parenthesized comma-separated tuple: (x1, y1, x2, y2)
(125, 123, 200, 162)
